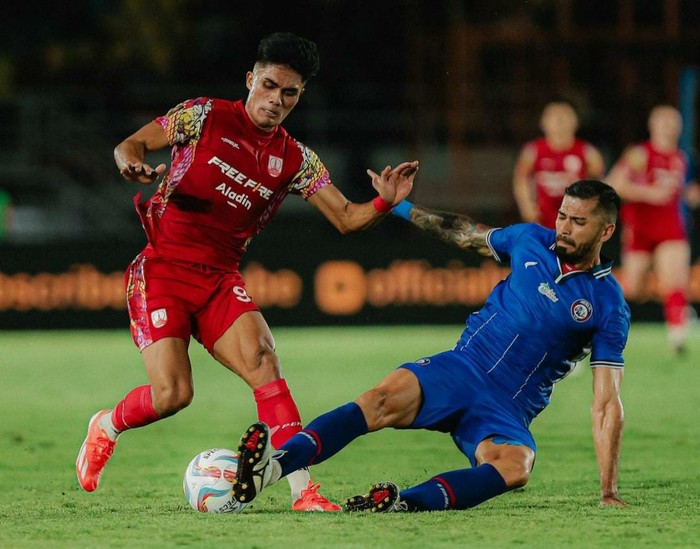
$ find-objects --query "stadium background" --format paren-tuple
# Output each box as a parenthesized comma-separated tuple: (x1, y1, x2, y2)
(2, 0, 700, 329)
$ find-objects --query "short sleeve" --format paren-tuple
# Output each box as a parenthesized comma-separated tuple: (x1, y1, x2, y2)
(289, 142, 332, 199)
(155, 97, 213, 146)
(590, 303, 630, 368)
(486, 223, 531, 263)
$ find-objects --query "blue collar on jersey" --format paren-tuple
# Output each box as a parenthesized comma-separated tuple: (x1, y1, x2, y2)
(548, 243, 613, 284)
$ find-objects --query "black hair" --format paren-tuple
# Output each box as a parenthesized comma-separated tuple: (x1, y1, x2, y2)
(256, 32, 320, 82)
(564, 179, 620, 223)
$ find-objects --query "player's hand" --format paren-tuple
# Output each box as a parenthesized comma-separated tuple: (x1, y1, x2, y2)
(367, 160, 419, 205)
(119, 161, 167, 185)
(521, 204, 541, 224)
(684, 181, 700, 209)
(599, 494, 627, 507)
(642, 183, 676, 205)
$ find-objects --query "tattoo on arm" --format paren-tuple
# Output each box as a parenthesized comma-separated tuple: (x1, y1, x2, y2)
(409, 205, 493, 256)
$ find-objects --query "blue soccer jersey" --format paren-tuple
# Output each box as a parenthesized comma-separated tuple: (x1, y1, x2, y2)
(454, 223, 630, 421)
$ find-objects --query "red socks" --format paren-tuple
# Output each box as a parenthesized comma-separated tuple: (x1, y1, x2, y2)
(253, 379, 303, 449)
(111, 385, 161, 432)
(664, 290, 688, 327)
(110, 379, 302, 447)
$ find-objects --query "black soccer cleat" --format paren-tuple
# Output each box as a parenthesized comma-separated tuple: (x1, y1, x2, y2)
(344, 493, 370, 512)
(231, 422, 273, 504)
(345, 482, 407, 513)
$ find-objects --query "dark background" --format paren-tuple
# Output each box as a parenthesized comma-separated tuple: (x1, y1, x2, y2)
(1, 0, 699, 327)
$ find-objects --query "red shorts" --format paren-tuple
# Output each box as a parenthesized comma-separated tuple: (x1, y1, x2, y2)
(124, 252, 259, 353)
(621, 223, 687, 254)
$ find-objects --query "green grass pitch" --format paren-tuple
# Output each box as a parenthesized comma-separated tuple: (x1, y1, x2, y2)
(1, 324, 698, 548)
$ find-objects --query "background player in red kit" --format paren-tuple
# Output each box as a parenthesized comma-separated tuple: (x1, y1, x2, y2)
(75, 32, 419, 511)
(513, 100, 606, 227)
(607, 105, 700, 354)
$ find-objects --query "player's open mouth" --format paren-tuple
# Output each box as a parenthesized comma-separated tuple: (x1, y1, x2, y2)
(263, 109, 279, 118)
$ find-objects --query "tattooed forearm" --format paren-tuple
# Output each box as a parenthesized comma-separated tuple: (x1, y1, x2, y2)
(409, 205, 493, 256)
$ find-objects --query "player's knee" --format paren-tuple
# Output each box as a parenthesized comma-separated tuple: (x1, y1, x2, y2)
(241, 345, 281, 386)
(478, 441, 534, 489)
(503, 466, 531, 489)
(623, 285, 641, 300)
(152, 384, 193, 417)
(258, 347, 280, 374)
(356, 387, 400, 430)
(620, 275, 643, 299)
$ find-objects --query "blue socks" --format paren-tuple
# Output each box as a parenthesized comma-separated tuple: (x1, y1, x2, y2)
(400, 464, 508, 511)
(276, 402, 368, 477)
(273, 402, 508, 512)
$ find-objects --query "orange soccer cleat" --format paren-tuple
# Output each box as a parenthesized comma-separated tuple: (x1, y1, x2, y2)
(292, 481, 341, 512)
(76, 410, 117, 492)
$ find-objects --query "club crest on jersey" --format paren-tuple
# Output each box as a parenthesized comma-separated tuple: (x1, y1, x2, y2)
(570, 299, 593, 322)
(268, 155, 283, 177)
(151, 308, 168, 328)
(538, 282, 558, 303)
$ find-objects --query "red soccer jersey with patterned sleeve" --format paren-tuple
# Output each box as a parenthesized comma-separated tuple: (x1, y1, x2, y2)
(524, 138, 600, 228)
(616, 141, 688, 246)
(135, 98, 331, 270)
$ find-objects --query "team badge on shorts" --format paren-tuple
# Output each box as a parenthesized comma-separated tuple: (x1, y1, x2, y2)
(570, 299, 593, 323)
(151, 308, 168, 328)
(268, 155, 283, 177)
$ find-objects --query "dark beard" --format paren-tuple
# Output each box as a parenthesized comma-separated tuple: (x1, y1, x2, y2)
(555, 238, 596, 264)
(555, 244, 585, 264)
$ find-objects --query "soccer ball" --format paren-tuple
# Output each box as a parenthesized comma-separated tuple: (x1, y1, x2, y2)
(183, 448, 247, 513)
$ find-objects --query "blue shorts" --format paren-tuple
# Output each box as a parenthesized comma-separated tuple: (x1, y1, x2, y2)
(400, 350, 537, 468)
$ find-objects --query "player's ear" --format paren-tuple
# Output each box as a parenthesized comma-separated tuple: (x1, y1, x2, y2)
(600, 222, 616, 243)
(245, 71, 254, 91)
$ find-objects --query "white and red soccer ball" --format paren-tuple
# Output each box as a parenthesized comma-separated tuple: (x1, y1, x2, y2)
(183, 448, 247, 514)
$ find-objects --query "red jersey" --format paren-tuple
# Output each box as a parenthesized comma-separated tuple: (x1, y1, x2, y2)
(617, 141, 687, 240)
(526, 138, 597, 227)
(136, 98, 331, 270)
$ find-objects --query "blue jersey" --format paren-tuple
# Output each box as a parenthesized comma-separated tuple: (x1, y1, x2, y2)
(455, 223, 630, 421)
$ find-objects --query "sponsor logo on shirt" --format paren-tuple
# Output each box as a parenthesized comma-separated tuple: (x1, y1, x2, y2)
(268, 155, 283, 177)
(524, 261, 538, 269)
(541, 158, 556, 170)
(570, 299, 593, 322)
(537, 171, 579, 195)
(415, 357, 431, 366)
(221, 137, 240, 149)
(208, 156, 273, 200)
(538, 282, 558, 302)
(151, 308, 168, 328)
(216, 183, 253, 210)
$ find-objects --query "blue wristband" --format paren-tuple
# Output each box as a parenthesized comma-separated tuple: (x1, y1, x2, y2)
(391, 200, 414, 221)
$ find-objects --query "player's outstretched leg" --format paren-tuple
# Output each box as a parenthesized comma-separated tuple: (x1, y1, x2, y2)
(76, 409, 118, 492)
(345, 482, 408, 513)
(232, 422, 279, 504)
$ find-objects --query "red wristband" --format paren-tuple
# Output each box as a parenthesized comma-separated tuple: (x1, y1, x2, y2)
(372, 196, 393, 213)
